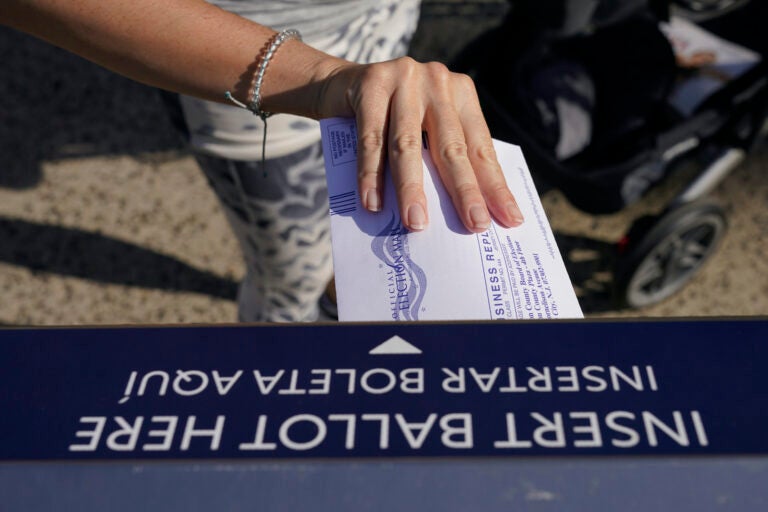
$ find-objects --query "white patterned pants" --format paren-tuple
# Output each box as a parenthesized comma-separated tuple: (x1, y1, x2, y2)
(195, 143, 333, 322)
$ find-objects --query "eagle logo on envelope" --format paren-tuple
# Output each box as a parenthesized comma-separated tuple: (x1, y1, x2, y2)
(371, 213, 427, 320)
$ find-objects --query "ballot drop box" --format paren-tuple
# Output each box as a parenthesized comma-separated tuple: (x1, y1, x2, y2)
(1, 318, 767, 510)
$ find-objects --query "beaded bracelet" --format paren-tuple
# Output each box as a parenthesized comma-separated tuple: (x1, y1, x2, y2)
(224, 29, 302, 174)
(225, 28, 302, 120)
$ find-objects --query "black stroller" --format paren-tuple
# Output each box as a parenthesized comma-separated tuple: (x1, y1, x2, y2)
(453, 0, 768, 309)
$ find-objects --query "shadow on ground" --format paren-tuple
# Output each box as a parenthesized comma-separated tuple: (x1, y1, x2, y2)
(555, 233, 621, 313)
(0, 27, 230, 300)
(0, 217, 238, 300)
(0, 27, 187, 190)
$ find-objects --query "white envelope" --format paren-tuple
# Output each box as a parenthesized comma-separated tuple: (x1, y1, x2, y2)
(321, 118, 583, 322)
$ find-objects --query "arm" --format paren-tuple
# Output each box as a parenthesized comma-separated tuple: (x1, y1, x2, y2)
(2, 0, 523, 232)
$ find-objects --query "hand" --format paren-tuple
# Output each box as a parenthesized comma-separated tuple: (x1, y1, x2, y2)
(318, 57, 524, 233)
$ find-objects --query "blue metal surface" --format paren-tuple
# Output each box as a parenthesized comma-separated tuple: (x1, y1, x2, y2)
(1, 319, 767, 510)
(1, 457, 767, 511)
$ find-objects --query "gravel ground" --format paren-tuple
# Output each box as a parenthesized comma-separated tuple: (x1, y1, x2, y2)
(1, 1, 766, 326)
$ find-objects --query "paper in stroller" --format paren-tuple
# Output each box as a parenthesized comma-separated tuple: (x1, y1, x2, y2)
(661, 16, 761, 116)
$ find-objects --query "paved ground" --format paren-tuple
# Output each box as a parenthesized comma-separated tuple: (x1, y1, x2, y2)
(1, 1, 766, 326)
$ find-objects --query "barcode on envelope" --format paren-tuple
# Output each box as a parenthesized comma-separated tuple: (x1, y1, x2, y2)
(329, 191, 357, 215)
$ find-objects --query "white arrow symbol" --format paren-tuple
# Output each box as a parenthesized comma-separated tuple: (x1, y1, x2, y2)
(369, 335, 422, 355)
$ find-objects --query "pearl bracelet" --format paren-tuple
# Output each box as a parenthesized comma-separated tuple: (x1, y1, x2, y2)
(224, 29, 302, 174)
(225, 28, 302, 120)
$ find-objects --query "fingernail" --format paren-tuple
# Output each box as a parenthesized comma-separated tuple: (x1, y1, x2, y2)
(469, 204, 491, 231)
(365, 189, 381, 212)
(507, 202, 524, 226)
(407, 203, 427, 231)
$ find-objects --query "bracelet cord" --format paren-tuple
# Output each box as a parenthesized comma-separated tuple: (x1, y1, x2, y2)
(225, 28, 303, 175)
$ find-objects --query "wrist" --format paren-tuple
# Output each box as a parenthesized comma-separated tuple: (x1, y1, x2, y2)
(307, 54, 355, 118)
(257, 39, 357, 120)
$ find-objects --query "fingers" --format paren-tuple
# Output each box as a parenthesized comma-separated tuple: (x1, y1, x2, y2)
(344, 57, 523, 233)
(355, 114, 386, 213)
(457, 80, 524, 229)
(350, 58, 428, 231)
(351, 72, 388, 214)
(424, 64, 523, 231)
(388, 62, 428, 231)
(423, 63, 490, 233)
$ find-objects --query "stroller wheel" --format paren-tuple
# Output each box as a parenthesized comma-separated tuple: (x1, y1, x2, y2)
(614, 202, 727, 308)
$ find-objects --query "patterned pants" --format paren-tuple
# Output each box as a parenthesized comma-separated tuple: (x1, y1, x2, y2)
(195, 143, 333, 322)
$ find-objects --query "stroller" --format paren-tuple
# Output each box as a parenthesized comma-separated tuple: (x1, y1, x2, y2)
(453, 0, 768, 309)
